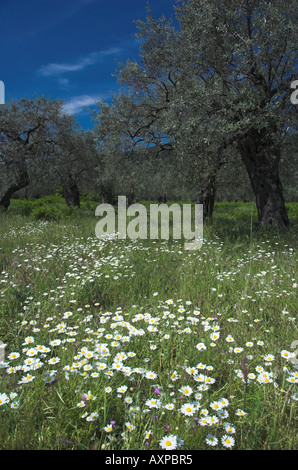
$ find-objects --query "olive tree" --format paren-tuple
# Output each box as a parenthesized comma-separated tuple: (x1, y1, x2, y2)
(93, 0, 297, 226)
(0, 96, 65, 209)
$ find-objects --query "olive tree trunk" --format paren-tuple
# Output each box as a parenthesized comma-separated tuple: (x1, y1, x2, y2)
(238, 130, 289, 229)
(197, 175, 216, 220)
(62, 178, 80, 208)
(0, 160, 29, 210)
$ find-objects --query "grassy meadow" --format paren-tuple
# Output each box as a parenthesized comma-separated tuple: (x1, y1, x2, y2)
(0, 196, 297, 450)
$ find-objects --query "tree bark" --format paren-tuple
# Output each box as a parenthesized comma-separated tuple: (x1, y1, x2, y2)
(197, 175, 216, 220)
(238, 130, 289, 229)
(99, 184, 115, 205)
(62, 179, 80, 207)
(0, 160, 29, 210)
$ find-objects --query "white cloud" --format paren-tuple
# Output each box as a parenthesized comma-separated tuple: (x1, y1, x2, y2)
(62, 94, 99, 114)
(57, 77, 71, 88)
(38, 48, 122, 77)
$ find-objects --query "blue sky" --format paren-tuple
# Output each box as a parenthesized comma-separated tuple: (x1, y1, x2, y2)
(1, 0, 178, 128)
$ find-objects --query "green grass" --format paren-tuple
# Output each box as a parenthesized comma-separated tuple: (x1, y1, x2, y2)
(0, 199, 297, 450)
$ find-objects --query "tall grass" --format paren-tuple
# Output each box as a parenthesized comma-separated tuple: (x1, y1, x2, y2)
(0, 198, 297, 450)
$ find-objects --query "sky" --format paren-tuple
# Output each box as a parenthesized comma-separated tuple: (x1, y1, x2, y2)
(0, 0, 178, 129)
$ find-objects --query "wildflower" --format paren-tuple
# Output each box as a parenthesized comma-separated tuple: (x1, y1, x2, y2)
(280, 350, 293, 360)
(210, 401, 223, 411)
(145, 370, 158, 380)
(186, 366, 198, 375)
(177, 436, 184, 447)
(129, 405, 140, 414)
(286, 376, 298, 384)
(180, 403, 196, 416)
(44, 375, 55, 384)
(217, 409, 229, 419)
(210, 332, 220, 341)
(205, 376, 215, 384)
(0, 393, 9, 405)
(86, 412, 99, 421)
(196, 342, 207, 351)
(127, 351, 136, 358)
(84, 391, 97, 401)
(23, 336, 34, 345)
(226, 335, 234, 342)
(218, 398, 229, 407)
(207, 415, 219, 425)
(23, 358, 35, 366)
(179, 385, 193, 397)
(233, 347, 244, 354)
(206, 434, 218, 446)
(105, 370, 114, 378)
(8, 352, 20, 360)
(83, 350, 94, 360)
(104, 424, 113, 433)
(18, 374, 35, 384)
(48, 357, 60, 365)
(77, 401, 86, 408)
(10, 401, 20, 409)
(198, 417, 210, 426)
(224, 423, 236, 434)
(170, 371, 179, 381)
(248, 373, 256, 380)
(257, 372, 273, 384)
(145, 398, 161, 409)
(125, 422, 135, 431)
(221, 435, 235, 448)
(62, 311, 72, 319)
(49, 339, 61, 347)
(159, 435, 177, 450)
(235, 409, 247, 416)
(164, 403, 175, 410)
(264, 354, 275, 362)
(144, 430, 152, 439)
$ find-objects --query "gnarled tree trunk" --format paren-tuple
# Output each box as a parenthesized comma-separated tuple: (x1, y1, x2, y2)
(197, 175, 216, 220)
(62, 177, 80, 207)
(0, 159, 29, 210)
(238, 130, 289, 229)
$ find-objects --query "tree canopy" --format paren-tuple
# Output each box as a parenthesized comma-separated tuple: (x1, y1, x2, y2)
(1, 0, 297, 228)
